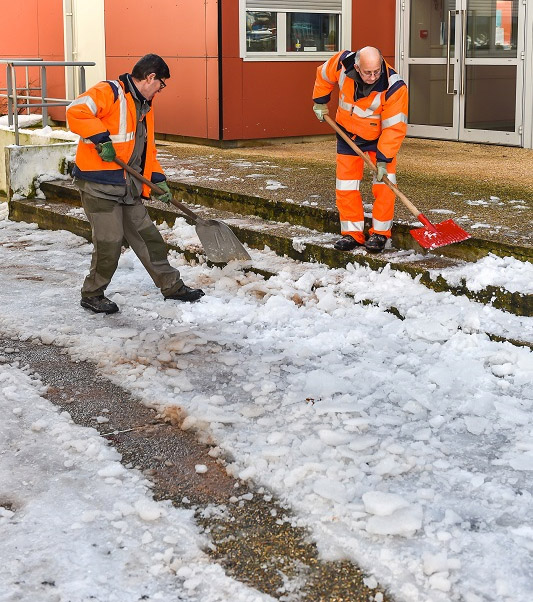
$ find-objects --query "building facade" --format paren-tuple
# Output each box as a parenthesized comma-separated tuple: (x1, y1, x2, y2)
(1, 0, 532, 148)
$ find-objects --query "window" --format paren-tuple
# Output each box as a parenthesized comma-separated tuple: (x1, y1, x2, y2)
(247, 12, 278, 52)
(241, 0, 351, 61)
(287, 13, 339, 53)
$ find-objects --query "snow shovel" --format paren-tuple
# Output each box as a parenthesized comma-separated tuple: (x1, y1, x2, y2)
(110, 154, 251, 262)
(324, 115, 471, 249)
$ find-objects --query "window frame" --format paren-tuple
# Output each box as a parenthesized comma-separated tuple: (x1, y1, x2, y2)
(239, 0, 352, 61)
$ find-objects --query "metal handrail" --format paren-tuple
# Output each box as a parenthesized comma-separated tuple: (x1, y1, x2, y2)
(0, 59, 95, 144)
(0, 58, 43, 122)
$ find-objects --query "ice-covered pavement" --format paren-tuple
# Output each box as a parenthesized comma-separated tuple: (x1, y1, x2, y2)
(0, 206, 532, 602)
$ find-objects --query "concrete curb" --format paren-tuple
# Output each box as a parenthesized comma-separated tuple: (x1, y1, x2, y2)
(165, 180, 532, 264)
(9, 181, 532, 319)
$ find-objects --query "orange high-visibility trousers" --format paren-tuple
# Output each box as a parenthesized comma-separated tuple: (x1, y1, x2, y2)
(336, 151, 397, 241)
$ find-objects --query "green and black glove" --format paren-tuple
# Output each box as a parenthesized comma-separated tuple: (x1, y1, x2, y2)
(97, 141, 116, 162)
(376, 161, 388, 182)
(154, 181, 172, 204)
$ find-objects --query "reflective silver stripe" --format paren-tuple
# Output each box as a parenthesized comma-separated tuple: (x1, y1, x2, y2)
(341, 220, 364, 232)
(342, 92, 382, 118)
(373, 173, 397, 185)
(336, 178, 360, 190)
(382, 113, 408, 129)
(351, 105, 379, 118)
(388, 73, 402, 87)
(67, 95, 97, 115)
(73, 81, 134, 144)
(339, 96, 352, 112)
(109, 132, 135, 143)
(368, 93, 382, 111)
(321, 61, 335, 84)
(372, 218, 393, 231)
(109, 80, 129, 143)
(339, 69, 346, 90)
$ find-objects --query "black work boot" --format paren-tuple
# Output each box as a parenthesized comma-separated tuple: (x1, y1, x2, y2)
(364, 234, 388, 253)
(80, 295, 119, 314)
(333, 235, 364, 251)
(165, 285, 205, 303)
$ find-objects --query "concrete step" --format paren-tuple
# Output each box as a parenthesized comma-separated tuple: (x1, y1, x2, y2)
(8, 179, 532, 318)
(40, 176, 532, 264)
(162, 176, 532, 264)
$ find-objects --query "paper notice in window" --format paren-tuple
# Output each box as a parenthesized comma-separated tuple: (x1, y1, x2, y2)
(304, 47, 317, 52)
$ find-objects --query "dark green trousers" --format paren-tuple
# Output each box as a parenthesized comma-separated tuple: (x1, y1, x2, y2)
(80, 192, 183, 298)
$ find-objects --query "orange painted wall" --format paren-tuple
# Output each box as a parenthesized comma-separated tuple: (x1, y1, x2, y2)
(352, 0, 397, 66)
(220, 0, 397, 140)
(103, 0, 219, 139)
(0, 0, 65, 117)
(102, 0, 395, 141)
(0, 0, 398, 142)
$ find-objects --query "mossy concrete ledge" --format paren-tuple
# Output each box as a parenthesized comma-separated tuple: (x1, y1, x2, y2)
(167, 180, 532, 264)
(39, 179, 532, 265)
(8, 195, 532, 319)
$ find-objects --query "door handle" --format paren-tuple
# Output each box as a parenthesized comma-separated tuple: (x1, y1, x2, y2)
(460, 9, 467, 95)
(446, 10, 457, 95)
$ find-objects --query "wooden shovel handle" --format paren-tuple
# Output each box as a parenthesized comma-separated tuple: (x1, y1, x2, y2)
(108, 153, 200, 223)
(324, 115, 422, 219)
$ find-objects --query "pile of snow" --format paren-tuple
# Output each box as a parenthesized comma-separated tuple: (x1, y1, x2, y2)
(432, 253, 533, 294)
(0, 114, 43, 128)
(0, 211, 531, 602)
(0, 359, 273, 601)
(0, 114, 78, 141)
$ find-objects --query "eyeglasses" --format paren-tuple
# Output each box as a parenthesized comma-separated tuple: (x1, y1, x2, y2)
(158, 78, 167, 90)
(357, 67, 382, 78)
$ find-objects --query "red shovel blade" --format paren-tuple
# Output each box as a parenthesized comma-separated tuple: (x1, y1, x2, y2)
(410, 218, 471, 250)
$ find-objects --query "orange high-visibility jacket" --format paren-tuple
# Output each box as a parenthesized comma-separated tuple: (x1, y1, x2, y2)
(313, 50, 408, 162)
(66, 75, 164, 198)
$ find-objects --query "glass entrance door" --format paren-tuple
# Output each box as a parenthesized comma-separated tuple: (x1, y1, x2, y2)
(403, 0, 524, 145)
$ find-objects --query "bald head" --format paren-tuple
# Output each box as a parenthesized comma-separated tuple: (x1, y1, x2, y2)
(355, 46, 383, 84)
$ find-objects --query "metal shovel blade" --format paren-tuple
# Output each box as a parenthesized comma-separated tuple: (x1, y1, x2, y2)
(107, 154, 250, 263)
(410, 219, 471, 250)
(196, 219, 251, 263)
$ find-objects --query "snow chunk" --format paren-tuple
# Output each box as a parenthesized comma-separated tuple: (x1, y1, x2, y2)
(464, 416, 489, 435)
(362, 491, 410, 516)
(318, 429, 352, 447)
(97, 463, 125, 479)
(134, 499, 165, 521)
(265, 180, 287, 190)
(30, 420, 47, 432)
(366, 505, 423, 537)
(313, 478, 351, 504)
(509, 454, 533, 471)
(429, 572, 451, 592)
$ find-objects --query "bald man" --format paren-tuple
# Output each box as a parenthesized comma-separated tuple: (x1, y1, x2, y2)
(313, 47, 408, 253)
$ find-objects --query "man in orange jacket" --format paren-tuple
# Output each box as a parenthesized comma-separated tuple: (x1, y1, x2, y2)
(66, 54, 204, 314)
(313, 46, 408, 253)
